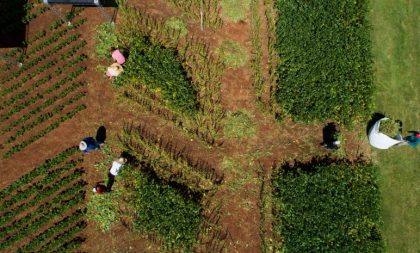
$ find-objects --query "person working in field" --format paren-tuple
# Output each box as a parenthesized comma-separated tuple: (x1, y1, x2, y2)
(110, 47, 126, 65)
(106, 157, 127, 191)
(405, 131, 420, 148)
(106, 62, 123, 80)
(79, 136, 103, 153)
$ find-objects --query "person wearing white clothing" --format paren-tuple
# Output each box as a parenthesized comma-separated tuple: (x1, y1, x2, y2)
(106, 157, 127, 191)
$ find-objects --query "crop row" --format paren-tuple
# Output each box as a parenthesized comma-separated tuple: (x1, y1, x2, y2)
(3, 104, 86, 158)
(4, 32, 82, 83)
(0, 160, 80, 214)
(38, 222, 86, 253)
(0, 66, 86, 123)
(49, 7, 84, 31)
(1, 81, 86, 134)
(0, 192, 85, 250)
(0, 35, 85, 96)
(0, 178, 85, 228)
(0, 170, 84, 236)
(17, 209, 85, 253)
(6, 92, 86, 144)
(0, 147, 78, 199)
(119, 123, 221, 192)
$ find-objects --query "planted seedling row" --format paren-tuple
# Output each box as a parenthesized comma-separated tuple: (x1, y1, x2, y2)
(3, 104, 86, 158)
(6, 92, 86, 144)
(1, 81, 86, 134)
(0, 147, 78, 199)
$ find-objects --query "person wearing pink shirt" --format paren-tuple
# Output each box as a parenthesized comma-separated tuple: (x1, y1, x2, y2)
(110, 47, 125, 65)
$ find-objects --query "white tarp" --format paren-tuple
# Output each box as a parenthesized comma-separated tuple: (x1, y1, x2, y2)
(368, 118, 404, 149)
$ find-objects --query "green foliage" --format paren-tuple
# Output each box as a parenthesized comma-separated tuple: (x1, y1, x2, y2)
(224, 110, 256, 139)
(114, 38, 198, 115)
(119, 166, 202, 251)
(220, 0, 251, 22)
(379, 118, 399, 137)
(276, 0, 373, 125)
(273, 160, 384, 253)
(164, 17, 188, 38)
(95, 22, 118, 59)
(215, 40, 248, 68)
(86, 190, 121, 232)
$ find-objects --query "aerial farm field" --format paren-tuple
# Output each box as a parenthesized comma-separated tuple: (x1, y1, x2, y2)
(0, 0, 417, 252)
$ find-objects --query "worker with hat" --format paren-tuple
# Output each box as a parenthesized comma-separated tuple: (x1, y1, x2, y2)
(405, 131, 420, 148)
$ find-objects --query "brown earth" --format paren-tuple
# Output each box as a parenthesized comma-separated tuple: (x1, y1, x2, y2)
(0, 0, 370, 252)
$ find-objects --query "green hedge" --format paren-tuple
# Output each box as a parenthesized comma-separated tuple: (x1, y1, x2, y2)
(273, 160, 384, 252)
(119, 166, 202, 251)
(114, 38, 198, 115)
(276, 0, 373, 124)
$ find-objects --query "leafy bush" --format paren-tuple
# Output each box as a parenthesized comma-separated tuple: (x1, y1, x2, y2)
(276, 0, 373, 125)
(223, 110, 256, 138)
(119, 166, 202, 251)
(164, 17, 188, 38)
(221, 0, 251, 22)
(114, 38, 198, 115)
(273, 160, 384, 253)
(215, 40, 248, 68)
(95, 22, 118, 59)
(87, 191, 120, 232)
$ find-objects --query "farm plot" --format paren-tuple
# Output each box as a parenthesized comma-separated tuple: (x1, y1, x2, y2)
(275, 0, 373, 125)
(0, 6, 88, 159)
(0, 147, 86, 253)
(101, 1, 225, 146)
(272, 159, 384, 252)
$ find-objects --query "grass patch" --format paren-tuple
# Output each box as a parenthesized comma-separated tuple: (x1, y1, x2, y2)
(370, 0, 420, 251)
(86, 190, 121, 232)
(215, 40, 248, 69)
(223, 110, 256, 139)
(273, 160, 384, 252)
(220, 0, 251, 22)
(164, 16, 188, 38)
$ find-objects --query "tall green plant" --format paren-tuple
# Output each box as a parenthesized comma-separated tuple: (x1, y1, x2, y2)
(95, 22, 118, 59)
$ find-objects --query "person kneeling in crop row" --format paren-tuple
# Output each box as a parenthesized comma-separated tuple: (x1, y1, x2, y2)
(106, 63, 123, 80)
(79, 137, 102, 154)
(110, 47, 126, 65)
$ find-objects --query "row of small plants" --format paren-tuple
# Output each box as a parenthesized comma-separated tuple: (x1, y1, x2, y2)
(0, 159, 81, 214)
(0, 148, 85, 252)
(0, 48, 86, 112)
(48, 7, 84, 31)
(1, 81, 86, 135)
(0, 147, 78, 198)
(272, 159, 384, 252)
(119, 122, 220, 192)
(250, 0, 264, 106)
(17, 209, 86, 253)
(6, 92, 86, 144)
(0, 66, 86, 123)
(275, 0, 373, 125)
(0, 173, 84, 237)
(3, 104, 86, 158)
(4, 32, 83, 83)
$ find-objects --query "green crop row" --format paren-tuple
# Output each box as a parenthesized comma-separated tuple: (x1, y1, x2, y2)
(0, 193, 85, 250)
(0, 75, 52, 111)
(0, 147, 77, 198)
(49, 7, 84, 31)
(0, 160, 80, 213)
(272, 160, 384, 252)
(0, 170, 84, 236)
(55, 54, 87, 75)
(38, 222, 86, 253)
(1, 82, 86, 134)
(4, 33, 82, 83)
(6, 92, 86, 144)
(0, 179, 85, 228)
(3, 104, 86, 158)
(275, 0, 373, 124)
(0, 66, 86, 124)
(17, 209, 85, 253)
